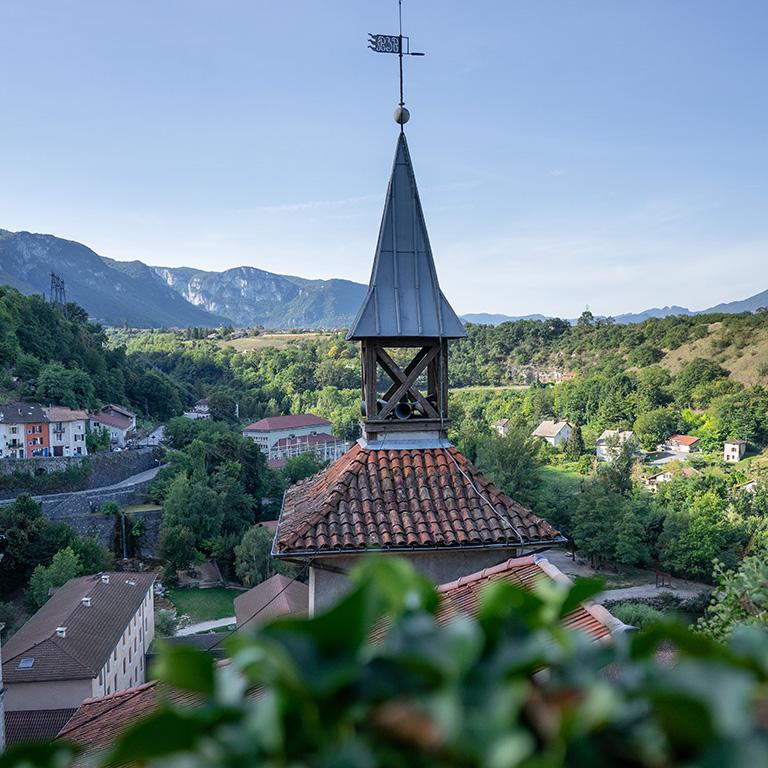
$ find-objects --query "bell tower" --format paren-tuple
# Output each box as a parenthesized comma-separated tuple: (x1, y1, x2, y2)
(348, 133, 466, 443)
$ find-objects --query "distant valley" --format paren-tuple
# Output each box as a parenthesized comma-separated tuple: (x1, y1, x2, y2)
(1, 228, 766, 329)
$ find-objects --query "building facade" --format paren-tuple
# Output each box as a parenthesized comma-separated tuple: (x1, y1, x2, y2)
(596, 429, 637, 462)
(724, 439, 747, 463)
(44, 407, 89, 457)
(1, 572, 155, 741)
(243, 415, 345, 462)
(532, 420, 573, 447)
(0, 403, 90, 459)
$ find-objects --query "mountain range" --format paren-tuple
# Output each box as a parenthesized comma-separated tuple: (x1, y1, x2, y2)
(1, 228, 766, 329)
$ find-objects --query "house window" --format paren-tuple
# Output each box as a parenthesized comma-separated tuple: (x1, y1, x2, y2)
(123, 658, 126, 673)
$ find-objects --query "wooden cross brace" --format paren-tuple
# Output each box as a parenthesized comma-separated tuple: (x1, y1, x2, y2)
(375, 345, 440, 420)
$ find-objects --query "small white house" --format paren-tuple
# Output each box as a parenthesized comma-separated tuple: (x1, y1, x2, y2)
(723, 440, 747, 463)
(596, 429, 637, 462)
(89, 409, 133, 447)
(531, 420, 573, 448)
(644, 465, 702, 492)
(493, 418, 511, 438)
(661, 435, 700, 454)
(182, 399, 211, 421)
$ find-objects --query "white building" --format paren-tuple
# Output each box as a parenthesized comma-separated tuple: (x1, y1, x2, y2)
(44, 407, 89, 457)
(183, 399, 211, 421)
(243, 414, 338, 456)
(1, 572, 155, 746)
(531, 419, 573, 447)
(644, 465, 702, 492)
(724, 439, 747, 463)
(269, 432, 349, 463)
(661, 434, 700, 454)
(89, 409, 133, 447)
(493, 418, 511, 437)
(596, 429, 637, 462)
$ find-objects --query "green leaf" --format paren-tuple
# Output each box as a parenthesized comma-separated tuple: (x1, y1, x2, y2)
(0, 742, 79, 768)
(152, 641, 215, 694)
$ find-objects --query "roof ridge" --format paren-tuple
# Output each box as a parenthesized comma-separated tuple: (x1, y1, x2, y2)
(436, 556, 536, 594)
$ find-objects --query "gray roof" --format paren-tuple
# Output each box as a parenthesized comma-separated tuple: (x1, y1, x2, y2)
(347, 132, 466, 340)
(0, 402, 48, 424)
(2, 572, 155, 683)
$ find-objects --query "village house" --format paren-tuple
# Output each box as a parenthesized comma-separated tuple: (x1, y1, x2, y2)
(89, 407, 133, 447)
(661, 434, 700, 454)
(43, 407, 89, 457)
(595, 428, 637, 462)
(98, 404, 137, 431)
(723, 439, 747, 463)
(644, 465, 703, 492)
(493, 418, 511, 437)
(271, 130, 566, 613)
(182, 398, 211, 420)
(531, 419, 573, 447)
(243, 414, 347, 463)
(0, 403, 50, 458)
(1, 572, 155, 746)
(234, 574, 308, 630)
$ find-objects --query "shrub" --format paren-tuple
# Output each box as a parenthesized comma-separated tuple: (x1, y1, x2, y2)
(610, 601, 666, 629)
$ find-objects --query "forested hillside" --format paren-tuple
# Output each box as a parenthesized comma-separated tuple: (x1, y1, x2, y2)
(0, 287, 182, 419)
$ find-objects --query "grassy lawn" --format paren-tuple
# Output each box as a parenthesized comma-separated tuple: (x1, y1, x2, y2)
(222, 332, 331, 352)
(166, 588, 239, 623)
(537, 463, 582, 496)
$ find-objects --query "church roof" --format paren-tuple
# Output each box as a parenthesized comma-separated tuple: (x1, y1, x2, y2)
(272, 442, 564, 556)
(347, 133, 466, 340)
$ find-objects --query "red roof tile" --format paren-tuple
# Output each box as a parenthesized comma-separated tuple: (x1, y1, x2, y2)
(668, 434, 700, 446)
(234, 574, 308, 629)
(273, 444, 564, 555)
(436, 556, 622, 641)
(244, 414, 331, 432)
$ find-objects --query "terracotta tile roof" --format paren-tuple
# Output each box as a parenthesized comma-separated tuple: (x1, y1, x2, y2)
(436, 555, 624, 641)
(90, 410, 132, 430)
(234, 574, 308, 630)
(244, 414, 331, 432)
(56, 682, 198, 759)
(43, 406, 90, 422)
(3, 572, 156, 683)
(273, 443, 564, 555)
(272, 432, 338, 449)
(5, 708, 78, 746)
(668, 434, 700, 446)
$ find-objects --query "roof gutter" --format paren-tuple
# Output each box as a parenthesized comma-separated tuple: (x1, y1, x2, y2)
(272, 535, 568, 560)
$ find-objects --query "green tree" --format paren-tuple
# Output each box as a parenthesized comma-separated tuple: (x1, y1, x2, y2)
(162, 474, 224, 547)
(208, 391, 238, 424)
(234, 525, 295, 586)
(157, 525, 197, 574)
(563, 424, 585, 460)
(595, 437, 637, 495)
(475, 428, 541, 506)
(571, 482, 618, 568)
(27, 546, 82, 609)
(633, 407, 679, 451)
(71, 537, 114, 573)
(699, 545, 768, 641)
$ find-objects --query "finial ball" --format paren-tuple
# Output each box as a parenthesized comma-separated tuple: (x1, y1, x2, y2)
(394, 106, 410, 125)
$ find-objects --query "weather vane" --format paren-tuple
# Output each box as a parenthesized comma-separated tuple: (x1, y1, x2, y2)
(368, 0, 425, 128)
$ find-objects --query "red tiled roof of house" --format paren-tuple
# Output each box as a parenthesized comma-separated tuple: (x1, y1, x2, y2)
(436, 555, 622, 640)
(244, 414, 331, 432)
(90, 410, 132, 430)
(234, 574, 308, 630)
(272, 432, 339, 449)
(5, 708, 78, 746)
(273, 443, 564, 555)
(669, 434, 700, 446)
(57, 682, 197, 757)
(43, 406, 90, 422)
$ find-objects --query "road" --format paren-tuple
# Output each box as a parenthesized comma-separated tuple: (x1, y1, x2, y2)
(176, 616, 236, 636)
(0, 465, 164, 506)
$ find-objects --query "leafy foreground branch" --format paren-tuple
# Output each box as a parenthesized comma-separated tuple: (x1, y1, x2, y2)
(5, 558, 768, 768)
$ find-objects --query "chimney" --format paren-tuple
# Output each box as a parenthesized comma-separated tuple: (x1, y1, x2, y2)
(100, 574, 110, 584)
(56, 627, 67, 638)
(82, 596, 92, 607)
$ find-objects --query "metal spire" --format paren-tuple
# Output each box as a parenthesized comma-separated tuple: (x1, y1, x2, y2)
(368, 0, 424, 129)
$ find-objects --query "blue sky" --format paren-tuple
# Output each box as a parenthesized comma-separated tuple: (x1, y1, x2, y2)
(1, 1, 767, 317)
